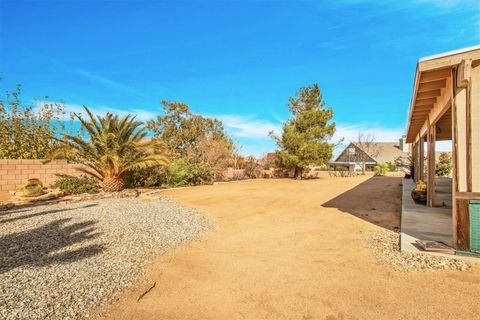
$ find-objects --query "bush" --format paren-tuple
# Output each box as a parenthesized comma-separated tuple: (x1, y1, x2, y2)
(166, 158, 214, 187)
(385, 161, 397, 172)
(122, 166, 167, 188)
(52, 175, 100, 194)
(435, 152, 452, 177)
(374, 163, 389, 176)
(0, 84, 67, 159)
(244, 157, 262, 178)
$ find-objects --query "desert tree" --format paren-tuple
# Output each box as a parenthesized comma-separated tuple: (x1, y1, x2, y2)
(148, 100, 234, 184)
(147, 100, 229, 156)
(355, 133, 380, 174)
(270, 84, 336, 179)
(0, 83, 67, 159)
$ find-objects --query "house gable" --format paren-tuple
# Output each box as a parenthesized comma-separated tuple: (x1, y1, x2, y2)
(333, 142, 376, 163)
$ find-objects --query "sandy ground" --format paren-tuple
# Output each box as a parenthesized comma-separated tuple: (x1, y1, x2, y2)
(98, 175, 480, 320)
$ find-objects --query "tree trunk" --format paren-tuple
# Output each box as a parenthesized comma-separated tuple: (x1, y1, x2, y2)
(293, 167, 302, 180)
(101, 176, 125, 192)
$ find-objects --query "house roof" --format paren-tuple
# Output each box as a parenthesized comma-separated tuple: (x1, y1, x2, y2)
(332, 142, 408, 164)
(363, 142, 409, 163)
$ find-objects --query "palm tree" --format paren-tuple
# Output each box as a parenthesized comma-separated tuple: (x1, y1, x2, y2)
(47, 106, 169, 192)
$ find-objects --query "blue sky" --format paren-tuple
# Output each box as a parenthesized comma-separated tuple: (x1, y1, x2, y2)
(0, 0, 479, 156)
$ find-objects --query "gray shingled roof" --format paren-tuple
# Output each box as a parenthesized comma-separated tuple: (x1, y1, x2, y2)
(351, 142, 409, 163)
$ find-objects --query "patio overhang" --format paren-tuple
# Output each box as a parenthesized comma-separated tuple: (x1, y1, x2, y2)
(406, 46, 480, 144)
(405, 45, 480, 253)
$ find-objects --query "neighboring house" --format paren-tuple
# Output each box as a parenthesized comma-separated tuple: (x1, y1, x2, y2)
(329, 137, 409, 172)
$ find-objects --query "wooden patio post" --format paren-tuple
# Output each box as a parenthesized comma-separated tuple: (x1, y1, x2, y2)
(427, 118, 436, 207)
(419, 136, 424, 181)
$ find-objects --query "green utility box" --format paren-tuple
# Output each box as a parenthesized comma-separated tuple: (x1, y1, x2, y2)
(470, 200, 480, 252)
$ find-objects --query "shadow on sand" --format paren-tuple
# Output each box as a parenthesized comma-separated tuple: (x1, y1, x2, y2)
(0, 217, 104, 273)
(322, 176, 402, 231)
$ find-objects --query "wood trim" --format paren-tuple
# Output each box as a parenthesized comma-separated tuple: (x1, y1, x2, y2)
(427, 120, 436, 207)
(418, 48, 480, 73)
(466, 69, 472, 192)
(456, 198, 470, 250)
(419, 135, 424, 181)
(420, 68, 451, 82)
(451, 67, 459, 248)
(418, 79, 446, 92)
(455, 192, 480, 199)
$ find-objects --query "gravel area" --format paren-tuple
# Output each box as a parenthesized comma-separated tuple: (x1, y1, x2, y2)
(366, 230, 469, 272)
(0, 196, 213, 320)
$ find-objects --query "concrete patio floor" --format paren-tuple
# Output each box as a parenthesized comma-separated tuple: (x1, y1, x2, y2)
(401, 178, 453, 254)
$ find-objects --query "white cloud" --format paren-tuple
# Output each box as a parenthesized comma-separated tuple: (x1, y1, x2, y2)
(51, 58, 144, 97)
(215, 114, 282, 139)
(73, 68, 141, 94)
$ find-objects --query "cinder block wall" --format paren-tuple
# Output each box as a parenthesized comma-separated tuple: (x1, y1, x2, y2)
(0, 159, 85, 191)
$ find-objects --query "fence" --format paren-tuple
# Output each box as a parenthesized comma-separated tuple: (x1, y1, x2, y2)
(0, 159, 85, 191)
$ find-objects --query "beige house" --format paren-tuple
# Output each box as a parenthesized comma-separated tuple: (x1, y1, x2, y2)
(406, 45, 480, 252)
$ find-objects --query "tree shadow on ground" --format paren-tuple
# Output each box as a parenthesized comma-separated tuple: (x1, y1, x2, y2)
(322, 176, 402, 231)
(0, 218, 104, 273)
(0, 203, 98, 224)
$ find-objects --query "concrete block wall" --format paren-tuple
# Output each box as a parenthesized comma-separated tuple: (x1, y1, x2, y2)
(0, 159, 85, 191)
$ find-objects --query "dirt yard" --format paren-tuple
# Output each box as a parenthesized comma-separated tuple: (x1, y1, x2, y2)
(98, 175, 480, 320)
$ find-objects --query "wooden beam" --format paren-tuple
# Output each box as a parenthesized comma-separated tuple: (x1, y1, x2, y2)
(420, 68, 451, 83)
(471, 58, 480, 192)
(456, 199, 470, 250)
(452, 66, 458, 248)
(419, 135, 424, 181)
(418, 79, 447, 92)
(417, 77, 453, 139)
(417, 90, 441, 99)
(416, 99, 436, 106)
(427, 119, 436, 207)
(455, 192, 480, 199)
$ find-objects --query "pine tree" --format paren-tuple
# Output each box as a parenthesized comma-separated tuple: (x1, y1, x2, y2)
(270, 84, 336, 179)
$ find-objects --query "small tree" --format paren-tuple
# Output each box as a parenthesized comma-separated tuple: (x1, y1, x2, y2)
(270, 84, 336, 179)
(46, 107, 169, 192)
(0, 84, 67, 159)
(435, 152, 452, 177)
(355, 133, 379, 174)
(147, 100, 229, 156)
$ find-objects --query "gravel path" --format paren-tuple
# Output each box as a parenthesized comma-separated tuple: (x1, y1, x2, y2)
(0, 196, 213, 320)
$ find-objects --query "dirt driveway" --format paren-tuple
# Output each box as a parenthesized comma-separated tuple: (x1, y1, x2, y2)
(99, 176, 480, 320)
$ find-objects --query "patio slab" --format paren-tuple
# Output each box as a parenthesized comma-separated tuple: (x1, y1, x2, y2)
(401, 178, 453, 255)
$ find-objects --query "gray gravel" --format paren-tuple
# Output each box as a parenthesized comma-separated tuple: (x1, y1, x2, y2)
(366, 230, 469, 272)
(0, 196, 213, 320)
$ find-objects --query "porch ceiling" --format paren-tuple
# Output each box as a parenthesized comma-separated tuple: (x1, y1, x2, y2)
(405, 46, 480, 144)
(406, 68, 450, 143)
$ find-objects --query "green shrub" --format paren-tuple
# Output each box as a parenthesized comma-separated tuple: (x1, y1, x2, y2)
(52, 175, 100, 194)
(374, 163, 389, 176)
(166, 158, 214, 187)
(435, 152, 452, 177)
(386, 161, 397, 172)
